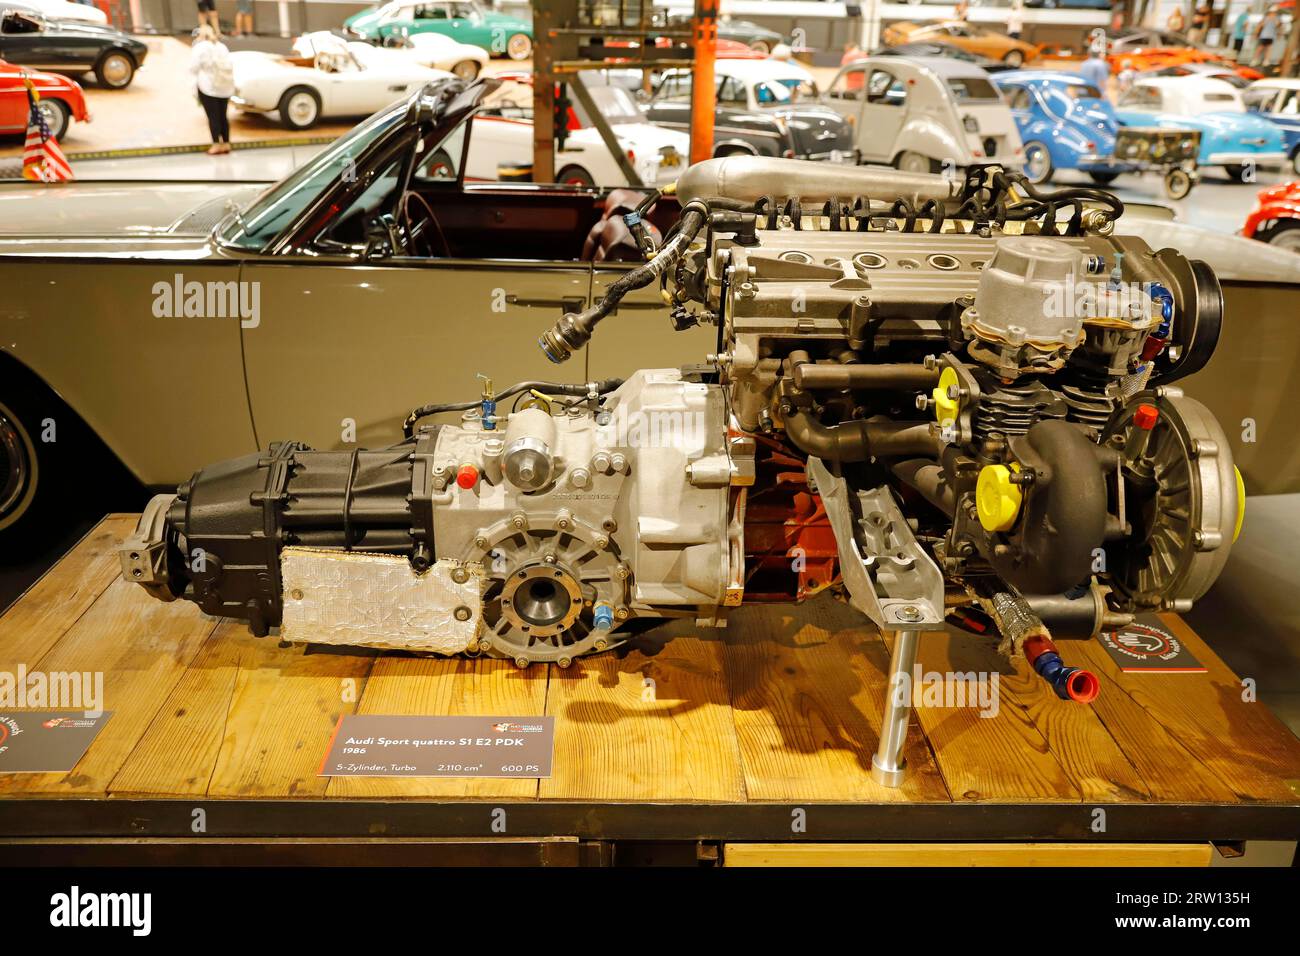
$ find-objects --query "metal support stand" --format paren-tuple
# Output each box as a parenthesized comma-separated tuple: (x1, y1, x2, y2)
(871, 629, 919, 788)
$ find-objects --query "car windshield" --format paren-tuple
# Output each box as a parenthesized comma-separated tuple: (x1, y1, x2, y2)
(586, 85, 643, 124)
(1065, 83, 1104, 101)
(1200, 91, 1243, 112)
(946, 77, 1001, 102)
(217, 105, 404, 251)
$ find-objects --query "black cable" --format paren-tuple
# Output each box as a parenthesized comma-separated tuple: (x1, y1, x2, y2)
(402, 378, 623, 438)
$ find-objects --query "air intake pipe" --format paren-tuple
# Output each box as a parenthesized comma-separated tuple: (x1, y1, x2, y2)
(674, 156, 962, 207)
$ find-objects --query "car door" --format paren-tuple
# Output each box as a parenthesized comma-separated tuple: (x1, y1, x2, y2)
(239, 120, 596, 451)
(643, 70, 691, 134)
(0, 61, 29, 130)
(822, 64, 868, 150)
(859, 67, 907, 162)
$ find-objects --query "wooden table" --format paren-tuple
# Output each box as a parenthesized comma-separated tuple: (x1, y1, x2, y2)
(0, 516, 1297, 866)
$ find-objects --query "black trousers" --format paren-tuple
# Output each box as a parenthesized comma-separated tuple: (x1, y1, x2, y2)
(199, 90, 230, 144)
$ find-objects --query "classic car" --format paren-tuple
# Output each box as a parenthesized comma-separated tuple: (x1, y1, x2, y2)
(1107, 45, 1262, 82)
(644, 59, 854, 160)
(664, 14, 783, 54)
(1115, 76, 1287, 182)
(1242, 180, 1300, 252)
(231, 39, 450, 129)
(2, 79, 1299, 548)
(994, 71, 1131, 184)
(883, 21, 1040, 68)
(871, 41, 1007, 72)
(0, 0, 104, 25)
(1146, 62, 1250, 89)
(344, 0, 532, 60)
(1243, 78, 1300, 176)
(1025, 0, 1111, 7)
(823, 55, 1023, 173)
(0, 55, 87, 139)
(0, 8, 145, 88)
(466, 74, 688, 186)
(294, 29, 487, 80)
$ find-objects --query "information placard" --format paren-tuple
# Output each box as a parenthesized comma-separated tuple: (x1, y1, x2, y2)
(320, 715, 554, 777)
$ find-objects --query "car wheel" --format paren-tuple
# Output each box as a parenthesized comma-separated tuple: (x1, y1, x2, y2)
(95, 50, 135, 89)
(748, 40, 772, 55)
(1022, 141, 1053, 184)
(36, 99, 70, 141)
(1222, 163, 1251, 183)
(1003, 50, 1025, 68)
(896, 151, 936, 174)
(506, 33, 532, 60)
(1263, 221, 1300, 254)
(557, 165, 595, 187)
(451, 59, 479, 80)
(1164, 167, 1194, 200)
(1089, 171, 1121, 186)
(278, 86, 322, 130)
(0, 397, 40, 537)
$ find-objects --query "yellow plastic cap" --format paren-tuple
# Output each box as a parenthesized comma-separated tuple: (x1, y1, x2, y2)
(976, 462, 1023, 533)
(932, 367, 959, 427)
(1233, 465, 1245, 543)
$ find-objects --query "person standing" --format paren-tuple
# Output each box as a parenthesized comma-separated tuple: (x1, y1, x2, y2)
(1254, 8, 1279, 67)
(954, 0, 970, 23)
(196, 0, 218, 30)
(233, 0, 254, 37)
(1167, 6, 1186, 32)
(1188, 2, 1211, 45)
(1081, 50, 1110, 92)
(190, 24, 234, 155)
(1231, 8, 1250, 58)
(1007, 0, 1025, 41)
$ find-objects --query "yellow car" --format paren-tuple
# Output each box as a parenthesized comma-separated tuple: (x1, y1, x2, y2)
(884, 21, 1040, 68)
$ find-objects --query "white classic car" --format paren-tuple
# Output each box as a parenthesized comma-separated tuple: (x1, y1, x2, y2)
(232, 41, 451, 130)
(823, 55, 1024, 173)
(0, 0, 106, 25)
(293, 30, 487, 81)
(465, 77, 688, 187)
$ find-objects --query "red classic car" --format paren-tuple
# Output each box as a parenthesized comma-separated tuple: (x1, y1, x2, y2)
(1242, 180, 1300, 253)
(0, 57, 88, 141)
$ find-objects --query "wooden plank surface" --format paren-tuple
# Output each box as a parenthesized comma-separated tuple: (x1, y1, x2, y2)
(2, 516, 1298, 812)
(724, 601, 949, 802)
(0, 577, 217, 796)
(723, 842, 1216, 867)
(539, 632, 746, 802)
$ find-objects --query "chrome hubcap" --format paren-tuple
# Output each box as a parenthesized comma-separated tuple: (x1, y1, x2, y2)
(453, 61, 476, 79)
(1025, 145, 1049, 182)
(288, 94, 316, 125)
(36, 102, 62, 135)
(0, 409, 32, 525)
(1273, 230, 1300, 253)
(103, 55, 130, 84)
(507, 34, 530, 59)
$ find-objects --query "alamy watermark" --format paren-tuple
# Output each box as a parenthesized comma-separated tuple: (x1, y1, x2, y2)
(152, 273, 260, 328)
(0, 664, 103, 715)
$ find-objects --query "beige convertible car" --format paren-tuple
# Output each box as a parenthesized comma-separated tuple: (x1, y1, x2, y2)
(2, 78, 1299, 547)
(0, 80, 713, 542)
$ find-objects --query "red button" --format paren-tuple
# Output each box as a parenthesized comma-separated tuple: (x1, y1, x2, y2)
(456, 464, 479, 489)
(1133, 404, 1159, 431)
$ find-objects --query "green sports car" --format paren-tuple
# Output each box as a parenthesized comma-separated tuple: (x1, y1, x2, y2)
(345, 0, 533, 60)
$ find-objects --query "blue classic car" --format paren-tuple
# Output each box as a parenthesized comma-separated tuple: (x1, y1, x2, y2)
(1115, 76, 1287, 182)
(993, 71, 1133, 185)
(1243, 79, 1300, 176)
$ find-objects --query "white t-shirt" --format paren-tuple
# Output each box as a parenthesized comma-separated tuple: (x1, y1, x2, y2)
(191, 39, 235, 99)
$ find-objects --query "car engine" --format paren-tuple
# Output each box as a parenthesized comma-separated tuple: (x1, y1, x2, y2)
(121, 157, 1241, 784)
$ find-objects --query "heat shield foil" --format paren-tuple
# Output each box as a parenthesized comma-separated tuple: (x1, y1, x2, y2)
(280, 548, 483, 653)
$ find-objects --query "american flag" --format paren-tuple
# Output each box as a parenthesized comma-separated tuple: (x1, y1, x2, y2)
(21, 79, 73, 184)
